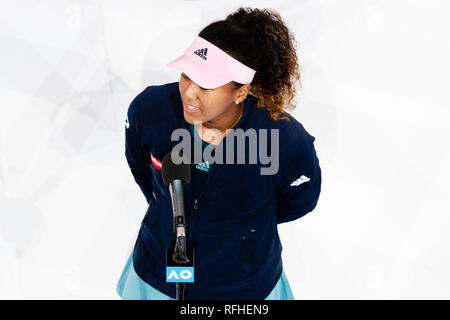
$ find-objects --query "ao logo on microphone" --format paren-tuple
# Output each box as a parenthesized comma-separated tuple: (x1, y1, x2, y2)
(166, 267, 194, 283)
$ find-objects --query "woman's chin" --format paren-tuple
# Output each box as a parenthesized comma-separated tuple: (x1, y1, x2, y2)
(184, 112, 205, 124)
(184, 114, 199, 124)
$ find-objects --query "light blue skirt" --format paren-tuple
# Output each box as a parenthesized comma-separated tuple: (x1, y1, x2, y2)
(116, 250, 294, 300)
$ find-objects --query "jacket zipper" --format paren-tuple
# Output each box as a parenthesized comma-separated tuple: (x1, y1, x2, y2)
(194, 198, 198, 210)
(189, 167, 211, 239)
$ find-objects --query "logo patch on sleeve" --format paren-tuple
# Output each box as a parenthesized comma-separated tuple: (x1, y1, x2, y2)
(150, 153, 162, 170)
(290, 175, 310, 186)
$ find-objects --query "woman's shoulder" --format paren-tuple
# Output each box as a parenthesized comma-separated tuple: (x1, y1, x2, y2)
(253, 105, 316, 148)
(277, 119, 316, 166)
(128, 82, 178, 113)
(245, 96, 316, 155)
(279, 113, 315, 143)
(126, 82, 180, 127)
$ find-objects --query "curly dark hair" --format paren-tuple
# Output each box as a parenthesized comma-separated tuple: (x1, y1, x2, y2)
(198, 7, 301, 122)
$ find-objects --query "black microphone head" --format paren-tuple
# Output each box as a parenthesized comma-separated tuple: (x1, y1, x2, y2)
(161, 150, 191, 186)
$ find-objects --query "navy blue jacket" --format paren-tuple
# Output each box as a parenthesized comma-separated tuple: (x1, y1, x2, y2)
(124, 82, 321, 299)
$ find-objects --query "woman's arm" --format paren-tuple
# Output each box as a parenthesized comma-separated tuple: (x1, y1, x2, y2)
(275, 135, 322, 224)
(125, 88, 154, 205)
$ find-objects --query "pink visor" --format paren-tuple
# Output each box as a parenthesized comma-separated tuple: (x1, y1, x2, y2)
(166, 36, 257, 89)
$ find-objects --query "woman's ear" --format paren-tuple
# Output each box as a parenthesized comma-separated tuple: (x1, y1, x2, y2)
(235, 84, 251, 101)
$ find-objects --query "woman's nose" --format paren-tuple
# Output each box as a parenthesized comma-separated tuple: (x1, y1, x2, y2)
(185, 81, 200, 96)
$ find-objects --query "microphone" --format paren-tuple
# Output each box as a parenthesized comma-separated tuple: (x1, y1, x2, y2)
(161, 150, 190, 258)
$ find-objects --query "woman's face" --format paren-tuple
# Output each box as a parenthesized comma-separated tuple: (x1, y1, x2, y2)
(179, 72, 246, 126)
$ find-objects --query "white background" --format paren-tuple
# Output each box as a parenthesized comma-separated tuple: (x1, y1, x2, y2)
(1, 0, 449, 299)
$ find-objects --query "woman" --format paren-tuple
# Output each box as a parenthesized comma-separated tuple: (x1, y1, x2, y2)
(116, 7, 321, 300)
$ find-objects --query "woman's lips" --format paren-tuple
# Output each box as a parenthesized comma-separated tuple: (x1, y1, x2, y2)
(183, 102, 201, 114)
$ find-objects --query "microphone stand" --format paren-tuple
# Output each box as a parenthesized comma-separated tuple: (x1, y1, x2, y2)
(169, 180, 190, 300)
